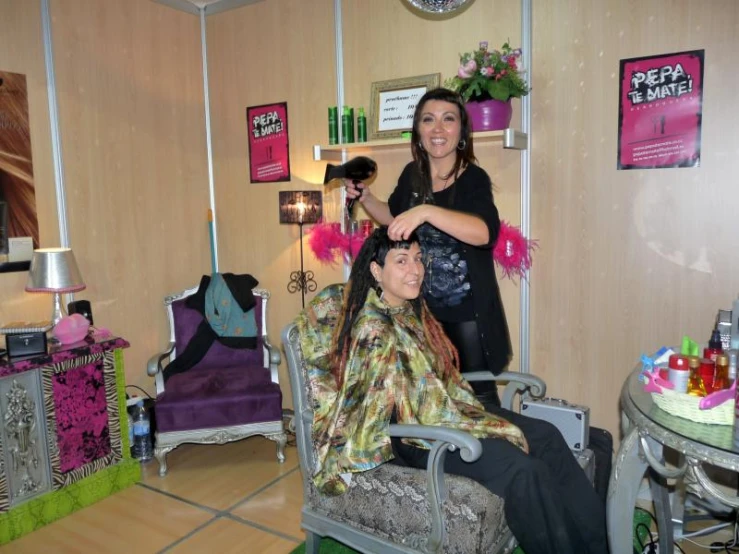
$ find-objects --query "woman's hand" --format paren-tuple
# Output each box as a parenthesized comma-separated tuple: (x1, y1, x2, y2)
(387, 205, 430, 240)
(344, 179, 367, 204)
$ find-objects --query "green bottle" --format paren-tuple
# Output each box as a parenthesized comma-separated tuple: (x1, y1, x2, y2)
(341, 106, 352, 144)
(328, 107, 338, 145)
(357, 107, 367, 142)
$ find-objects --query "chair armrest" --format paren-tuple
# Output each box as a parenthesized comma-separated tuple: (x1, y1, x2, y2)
(464, 370, 547, 410)
(146, 342, 175, 377)
(389, 423, 483, 553)
(389, 424, 482, 462)
(263, 335, 281, 383)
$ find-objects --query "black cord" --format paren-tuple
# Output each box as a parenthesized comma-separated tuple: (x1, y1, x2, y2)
(635, 506, 658, 527)
(125, 384, 154, 399)
(635, 522, 655, 553)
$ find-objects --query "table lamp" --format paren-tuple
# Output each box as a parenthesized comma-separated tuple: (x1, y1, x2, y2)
(25, 248, 86, 326)
(279, 191, 322, 308)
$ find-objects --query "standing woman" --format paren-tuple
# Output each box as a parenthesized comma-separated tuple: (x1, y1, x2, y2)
(346, 87, 508, 408)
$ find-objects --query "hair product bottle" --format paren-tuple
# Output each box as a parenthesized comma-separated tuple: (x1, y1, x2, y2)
(328, 106, 338, 145)
(687, 356, 706, 396)
(357, 107, 367, 142)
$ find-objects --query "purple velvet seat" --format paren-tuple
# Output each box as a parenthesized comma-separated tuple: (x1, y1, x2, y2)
(146, 284, 287, 476)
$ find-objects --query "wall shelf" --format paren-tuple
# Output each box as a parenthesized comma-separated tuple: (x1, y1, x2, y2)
(312, 128, 528, 161)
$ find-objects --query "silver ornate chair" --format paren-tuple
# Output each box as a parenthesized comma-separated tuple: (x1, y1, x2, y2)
(147, 284, 287, 476)
(281, 321, 548, 554)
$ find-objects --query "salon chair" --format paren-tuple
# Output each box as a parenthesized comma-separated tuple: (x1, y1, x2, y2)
(282, 320, 548, 554)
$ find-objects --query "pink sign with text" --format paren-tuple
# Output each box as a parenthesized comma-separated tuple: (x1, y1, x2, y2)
(618, 50, 704, 170)
(247, 102, 291, 183)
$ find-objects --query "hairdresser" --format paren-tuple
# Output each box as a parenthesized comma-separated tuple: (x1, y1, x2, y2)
(345, 87, 508, 409)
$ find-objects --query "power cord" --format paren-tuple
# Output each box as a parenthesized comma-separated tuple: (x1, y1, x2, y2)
(125, 384, 154, 399)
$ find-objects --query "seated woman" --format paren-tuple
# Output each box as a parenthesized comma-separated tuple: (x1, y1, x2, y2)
(296, 226, 607, 554)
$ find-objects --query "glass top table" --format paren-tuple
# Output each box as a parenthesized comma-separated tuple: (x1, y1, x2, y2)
(607, 367, 739, 554)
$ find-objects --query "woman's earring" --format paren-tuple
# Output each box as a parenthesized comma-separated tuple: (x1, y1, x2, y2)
(457, 138, 467, 150)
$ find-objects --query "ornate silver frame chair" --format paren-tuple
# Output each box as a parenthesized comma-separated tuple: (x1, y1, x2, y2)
(282, 322, 548, 554)
(147, 284, 287, 476)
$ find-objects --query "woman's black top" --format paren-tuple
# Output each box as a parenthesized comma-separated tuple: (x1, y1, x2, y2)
(388, 162, 512, 374)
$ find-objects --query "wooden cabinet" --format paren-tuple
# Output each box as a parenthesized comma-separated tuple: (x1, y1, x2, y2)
(0, 336, 139, 545)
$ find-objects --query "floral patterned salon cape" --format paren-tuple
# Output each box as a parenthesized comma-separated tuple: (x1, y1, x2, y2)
(296, 284, 527, 496)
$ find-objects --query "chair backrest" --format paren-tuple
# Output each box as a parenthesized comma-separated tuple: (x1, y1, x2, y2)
(282, 323, 317, 486)
(154, 284, 271, 394)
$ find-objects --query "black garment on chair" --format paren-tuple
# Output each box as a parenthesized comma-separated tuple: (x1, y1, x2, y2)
(163, 273, 259, 381)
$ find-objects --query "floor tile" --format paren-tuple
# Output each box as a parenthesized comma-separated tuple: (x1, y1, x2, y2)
(2, 485, 213, 553)
(168, 517, 299, 554)
(142, 437, 298, 511)
(231, 469, 304, 540)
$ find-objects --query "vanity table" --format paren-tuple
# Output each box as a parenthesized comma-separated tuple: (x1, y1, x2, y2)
(607, 367, 739, 554)
(0, 335, 139, 544)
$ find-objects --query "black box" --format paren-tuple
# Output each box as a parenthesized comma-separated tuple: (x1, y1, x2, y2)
(6, 331, 48, 358)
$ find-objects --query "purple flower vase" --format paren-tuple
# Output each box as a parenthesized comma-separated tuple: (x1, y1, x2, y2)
(465, 99, 513, 132)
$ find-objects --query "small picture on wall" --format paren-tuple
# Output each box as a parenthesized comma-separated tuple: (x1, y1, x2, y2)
(279, 191, 322, 225)
(247, 101, 291, 183)
(0, 70, 40, 268)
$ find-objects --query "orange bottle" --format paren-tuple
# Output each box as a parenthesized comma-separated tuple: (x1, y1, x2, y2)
(687, 356, 706, 396)
(714, 353, 731, 390)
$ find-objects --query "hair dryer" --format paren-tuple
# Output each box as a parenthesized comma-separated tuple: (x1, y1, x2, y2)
(323, 156, 377, 215)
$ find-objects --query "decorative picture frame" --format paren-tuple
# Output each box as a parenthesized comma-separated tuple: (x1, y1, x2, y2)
(368, 73, 441, 141)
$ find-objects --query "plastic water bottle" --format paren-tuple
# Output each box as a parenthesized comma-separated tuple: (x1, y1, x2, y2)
(130, 400, 153, 462)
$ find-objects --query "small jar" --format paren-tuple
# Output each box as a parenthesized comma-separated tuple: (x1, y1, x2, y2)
(714, 353, 731, 390)
(687, 356, 706, 397)
(667, 354, 689, 393)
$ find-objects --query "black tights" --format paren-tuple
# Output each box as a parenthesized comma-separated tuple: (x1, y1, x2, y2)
(441, 319, 501, 408)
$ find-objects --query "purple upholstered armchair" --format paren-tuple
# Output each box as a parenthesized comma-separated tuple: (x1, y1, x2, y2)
(146, 284, 287, 476)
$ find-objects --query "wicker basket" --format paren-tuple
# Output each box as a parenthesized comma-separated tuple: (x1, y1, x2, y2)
(651, 387, 734, 425)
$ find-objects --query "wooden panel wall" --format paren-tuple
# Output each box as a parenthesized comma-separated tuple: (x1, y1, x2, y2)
(0, 0, 58, 323)
(46, 0, 210, 390)
(532, 0, 739, 439)
(206, 0, 342, 393)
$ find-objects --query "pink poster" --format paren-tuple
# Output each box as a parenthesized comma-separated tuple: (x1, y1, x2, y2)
(618, 50, 704, 170)
(247, 102, 291, 183)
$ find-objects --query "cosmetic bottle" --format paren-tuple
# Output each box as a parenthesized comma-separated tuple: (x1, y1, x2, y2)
(341, 106, 354, 144)
(348, 107, 355, 143)
(357, 107, 367, 142)
(328, 107, 338, 145)
(687, 356, 706, 396)
(667, 354, 689, 393)
(704, 327, 724, 362)
(714, 353, 731, 390)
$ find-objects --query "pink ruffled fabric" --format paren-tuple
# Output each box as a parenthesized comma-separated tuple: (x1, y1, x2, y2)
(307, 220, 537, 281)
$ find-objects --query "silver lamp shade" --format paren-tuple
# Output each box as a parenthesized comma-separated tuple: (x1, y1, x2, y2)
(405, 0, 473, 14)
(26, 248, 86, 326)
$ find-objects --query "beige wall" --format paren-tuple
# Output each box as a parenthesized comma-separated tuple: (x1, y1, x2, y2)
(3, 0, 738, 441)
(531, 0, 739, 439)
(0, 0, 58, 324)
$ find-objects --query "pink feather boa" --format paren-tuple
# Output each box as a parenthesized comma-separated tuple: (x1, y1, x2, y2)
(306, 220, 536, 281)
(494, 221, 537, 280)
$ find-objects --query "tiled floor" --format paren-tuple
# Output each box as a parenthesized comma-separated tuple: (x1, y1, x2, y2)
(2, 435, 735, 553)
(3, 437, 303, 553)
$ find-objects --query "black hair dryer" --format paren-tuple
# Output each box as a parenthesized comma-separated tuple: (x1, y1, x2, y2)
(323, 156, 377, 216)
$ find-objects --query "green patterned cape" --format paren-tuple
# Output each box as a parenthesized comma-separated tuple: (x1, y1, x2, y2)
(296, 284, 526, 495)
